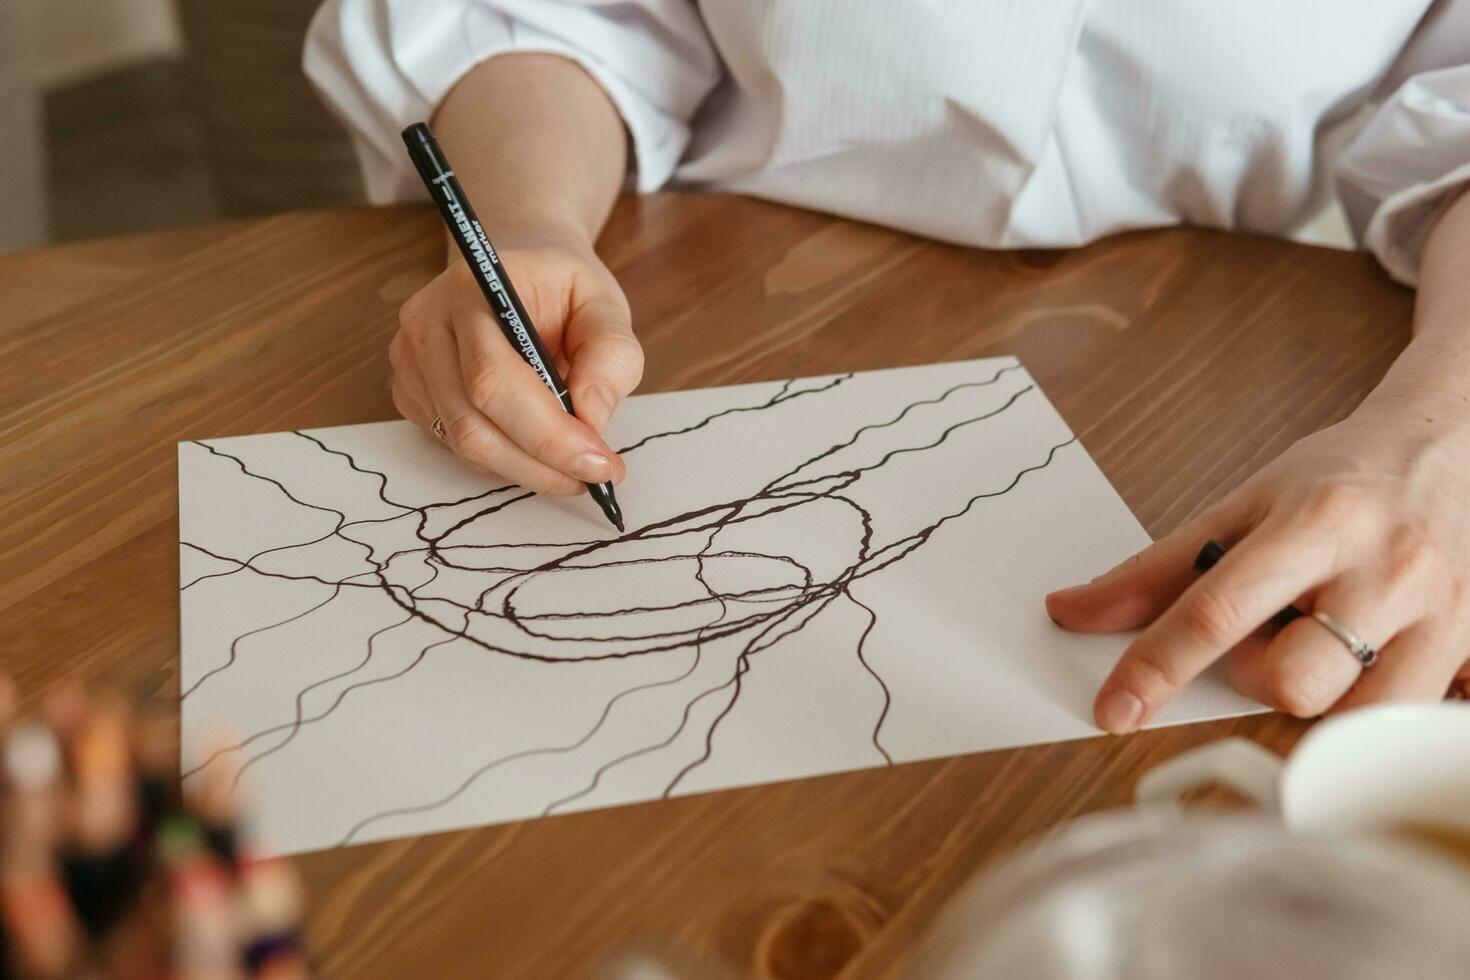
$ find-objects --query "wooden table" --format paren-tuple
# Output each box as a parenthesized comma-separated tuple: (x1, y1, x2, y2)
(0, 194, 1413, 978)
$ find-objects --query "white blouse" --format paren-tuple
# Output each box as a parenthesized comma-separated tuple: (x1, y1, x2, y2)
(304, 0, 1470, 285)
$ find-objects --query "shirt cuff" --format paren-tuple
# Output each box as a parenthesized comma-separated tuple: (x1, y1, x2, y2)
(474, 28, 691, 194)
(1337, 65, 1470, 287)
(1361, 161, 1470, 287)
(305, 4, 693, 204)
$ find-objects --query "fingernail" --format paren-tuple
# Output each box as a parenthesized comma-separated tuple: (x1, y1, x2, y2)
(1097, 689, 1143, 734)
(571, 452, 612, 483)
(1045, 585, 1088, 626)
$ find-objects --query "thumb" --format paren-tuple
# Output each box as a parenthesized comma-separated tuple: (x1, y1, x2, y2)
(563, 292, 644, 434)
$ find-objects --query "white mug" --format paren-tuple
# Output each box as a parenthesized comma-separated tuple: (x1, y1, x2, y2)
(1136, 702, 1470, 832)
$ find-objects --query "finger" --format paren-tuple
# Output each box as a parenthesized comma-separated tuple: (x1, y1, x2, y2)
(1331, 617, 1468, 712)
(1048, 497, 1252, 633)
(449, 300, 625, 485)
(1223, 634, 1276, 704)
(390, 370, 433, 432)
(1247, 614, 1372, 720)
(388, 328, 435, 428)
(1094, 517, 1336, 733)
(1257, 560, 1433, 717)
(1221, 580, 1326, 699)
(561, 292, 643, 434)
(413, 321, 585, 495)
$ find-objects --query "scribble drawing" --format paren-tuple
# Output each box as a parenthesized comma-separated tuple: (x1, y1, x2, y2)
(179, 358, 1141, 856)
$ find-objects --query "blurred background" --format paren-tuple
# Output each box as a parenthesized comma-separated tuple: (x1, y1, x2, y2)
(0, 0, 1355, 255)
(1, 0, 364, 253)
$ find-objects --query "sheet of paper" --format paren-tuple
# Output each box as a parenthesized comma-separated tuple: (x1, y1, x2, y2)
(178, 357, 1260, 857)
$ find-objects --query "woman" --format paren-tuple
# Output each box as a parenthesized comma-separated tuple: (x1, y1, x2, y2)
(303, 1, 1470, 733)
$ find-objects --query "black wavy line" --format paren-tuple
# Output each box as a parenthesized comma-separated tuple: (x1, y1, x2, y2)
(182, 368, 1071, 845)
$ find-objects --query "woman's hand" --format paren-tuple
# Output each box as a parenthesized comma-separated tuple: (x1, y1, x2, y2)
(1047, 401, 1470, 732)
(389, 232, 643, 495)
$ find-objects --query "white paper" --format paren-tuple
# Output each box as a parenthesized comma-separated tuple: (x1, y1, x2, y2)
(178, 357, 1260, 857)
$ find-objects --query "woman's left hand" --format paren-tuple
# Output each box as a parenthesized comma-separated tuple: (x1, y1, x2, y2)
(1046, 399, 1470, 733)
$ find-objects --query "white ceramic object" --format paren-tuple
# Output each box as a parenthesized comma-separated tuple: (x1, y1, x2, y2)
(1137, 702, 1470, 831)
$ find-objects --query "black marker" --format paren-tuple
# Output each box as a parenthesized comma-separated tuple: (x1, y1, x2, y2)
(1194, 540, 1305, 630)
(401, 122, 624, 532)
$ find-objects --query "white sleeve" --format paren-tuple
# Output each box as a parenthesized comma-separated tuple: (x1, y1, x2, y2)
(1336, 64, 1470, 286)
(303, 0, 721, 203)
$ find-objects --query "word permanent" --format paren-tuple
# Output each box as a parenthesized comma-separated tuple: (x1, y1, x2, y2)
(443, 195, 557, 396)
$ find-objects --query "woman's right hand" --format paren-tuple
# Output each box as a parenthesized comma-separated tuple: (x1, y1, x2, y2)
(389, 231, 643, 495)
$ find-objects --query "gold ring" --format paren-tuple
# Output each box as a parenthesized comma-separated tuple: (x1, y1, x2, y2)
(431, 415, 447, 443)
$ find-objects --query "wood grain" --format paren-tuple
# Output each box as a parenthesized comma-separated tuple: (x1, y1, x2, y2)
(0, 194, 1413, 978)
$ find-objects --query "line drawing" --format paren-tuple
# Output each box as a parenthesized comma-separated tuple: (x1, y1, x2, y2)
(178, 358, 1242, 857)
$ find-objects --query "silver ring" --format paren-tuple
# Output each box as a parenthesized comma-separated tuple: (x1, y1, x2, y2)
(1310, 610, 1378, 669)
(431, 415, 447, 443)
